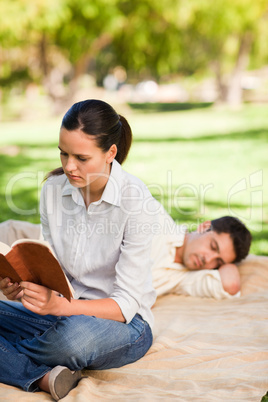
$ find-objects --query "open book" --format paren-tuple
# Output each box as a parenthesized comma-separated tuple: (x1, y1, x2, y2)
(0, 239, 74, 301)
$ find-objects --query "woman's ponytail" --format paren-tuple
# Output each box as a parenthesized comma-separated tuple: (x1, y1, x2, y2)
(115, 114, 132, 165)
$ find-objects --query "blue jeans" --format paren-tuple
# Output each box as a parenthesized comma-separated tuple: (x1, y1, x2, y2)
(0, 301, 153, 392)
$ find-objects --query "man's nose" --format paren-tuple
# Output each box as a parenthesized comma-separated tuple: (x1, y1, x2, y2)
(205, 251, 219, 264)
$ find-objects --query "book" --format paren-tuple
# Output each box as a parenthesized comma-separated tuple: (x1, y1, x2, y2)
(0, 239, 73, 301)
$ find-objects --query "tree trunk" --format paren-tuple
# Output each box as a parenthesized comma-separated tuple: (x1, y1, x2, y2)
(225, 32, 252, 107)
(40, 32, 49, 78)
(212, 60, 227, 103)
(65, 33, 113, 104)
(68, 53, 90, 100)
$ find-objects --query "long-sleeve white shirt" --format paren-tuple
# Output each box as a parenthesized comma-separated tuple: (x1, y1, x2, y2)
(39, 160, 157, 328)
(151, 207, 240, 299)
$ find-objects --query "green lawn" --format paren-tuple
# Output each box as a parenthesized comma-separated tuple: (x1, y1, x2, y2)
(0, 103, 267, 255)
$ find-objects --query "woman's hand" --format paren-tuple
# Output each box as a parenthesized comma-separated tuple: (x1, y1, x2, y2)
(0, 276, 24, 300)
(20, 281, 61, 315)
(19, 282, 125, 321)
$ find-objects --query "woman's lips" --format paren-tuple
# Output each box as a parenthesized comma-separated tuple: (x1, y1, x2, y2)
(67, 174, 81, 180)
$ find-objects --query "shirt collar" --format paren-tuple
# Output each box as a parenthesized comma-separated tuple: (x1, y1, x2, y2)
(61, 178, 84, 206)
(100, 159, 122, 206)
(61, 159, 122, 207)
(62, 176, 74, 197)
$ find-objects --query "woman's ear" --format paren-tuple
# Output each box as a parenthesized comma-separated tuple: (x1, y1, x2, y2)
(197, 220, 212, 233)
(106, 144, 117, 163)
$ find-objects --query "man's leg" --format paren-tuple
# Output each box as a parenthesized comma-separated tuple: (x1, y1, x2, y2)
(0, 220, 41, 246)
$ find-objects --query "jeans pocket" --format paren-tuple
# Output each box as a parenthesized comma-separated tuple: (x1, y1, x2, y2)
(130, 314, 152, 344)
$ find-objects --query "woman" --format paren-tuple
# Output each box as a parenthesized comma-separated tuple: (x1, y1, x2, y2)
(0, 100, 157, 400)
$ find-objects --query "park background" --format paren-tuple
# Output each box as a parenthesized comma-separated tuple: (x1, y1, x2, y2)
(0, 0, 267, 255)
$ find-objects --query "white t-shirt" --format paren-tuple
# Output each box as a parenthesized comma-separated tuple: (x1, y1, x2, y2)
(40, 160, 157, 328)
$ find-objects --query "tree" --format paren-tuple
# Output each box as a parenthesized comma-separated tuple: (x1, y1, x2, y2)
(179, 0, 268, 106)
(0, 0, 67, 100)
(0, 0, 268, 108)
(0, 0, 122, 107)
(111, 0, 268, 106)
(52, 0, 121, 99)
(111, 0, 181, 80)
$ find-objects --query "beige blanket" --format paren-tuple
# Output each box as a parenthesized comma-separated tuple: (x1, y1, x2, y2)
(0, 254, 268, 401)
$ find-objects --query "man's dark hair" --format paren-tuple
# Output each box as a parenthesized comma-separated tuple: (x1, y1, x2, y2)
(210, 216, 252, 263)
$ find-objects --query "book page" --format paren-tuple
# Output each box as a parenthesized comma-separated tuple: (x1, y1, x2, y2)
(11, 238, 56, 256)
(0, 241, 11, 256)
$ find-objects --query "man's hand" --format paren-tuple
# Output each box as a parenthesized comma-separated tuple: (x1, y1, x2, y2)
(0, 277, 24, 300)
(20, 282, 61, 315)
(218, 263, 241, 295)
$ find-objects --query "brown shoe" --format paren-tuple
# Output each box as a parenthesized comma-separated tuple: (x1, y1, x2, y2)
(48, 366, 82, 400)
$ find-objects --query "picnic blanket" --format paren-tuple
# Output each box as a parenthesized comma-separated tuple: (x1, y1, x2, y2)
(0, 253, 268, 401)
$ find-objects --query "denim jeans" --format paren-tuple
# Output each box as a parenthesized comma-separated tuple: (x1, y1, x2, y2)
(0, 300, 153, 392)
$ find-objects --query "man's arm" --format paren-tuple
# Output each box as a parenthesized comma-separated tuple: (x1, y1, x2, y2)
(166, 264, 241, 299)
(218, 264, 241, 295)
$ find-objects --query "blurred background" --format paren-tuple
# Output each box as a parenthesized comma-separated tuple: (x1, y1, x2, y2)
(0, 0, 267, 255)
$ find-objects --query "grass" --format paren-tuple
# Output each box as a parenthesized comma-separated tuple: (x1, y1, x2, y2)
(0, 103, 267, 255)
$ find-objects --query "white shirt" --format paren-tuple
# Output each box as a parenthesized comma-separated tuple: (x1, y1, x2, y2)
(151, 207, 240, 299)
(40, 160, 157, 328)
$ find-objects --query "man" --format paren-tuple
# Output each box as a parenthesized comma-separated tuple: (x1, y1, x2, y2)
(0, 208, 251, 300)
(150, 206, 251, 299)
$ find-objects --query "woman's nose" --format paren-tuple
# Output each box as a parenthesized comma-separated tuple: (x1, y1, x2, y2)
(65, 157, 77, 172)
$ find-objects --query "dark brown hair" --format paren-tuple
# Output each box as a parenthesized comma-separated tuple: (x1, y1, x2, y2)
(211, 216, 252, 263)
(47, 99, 132, 177)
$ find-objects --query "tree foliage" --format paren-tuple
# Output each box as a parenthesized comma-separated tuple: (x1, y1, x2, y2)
(0, 0, 267, 106)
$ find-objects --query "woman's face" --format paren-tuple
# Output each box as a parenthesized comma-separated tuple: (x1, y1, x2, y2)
(58, 127, 116, 191)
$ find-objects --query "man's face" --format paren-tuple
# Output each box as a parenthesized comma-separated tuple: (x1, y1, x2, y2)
(182, 230, 236, 270)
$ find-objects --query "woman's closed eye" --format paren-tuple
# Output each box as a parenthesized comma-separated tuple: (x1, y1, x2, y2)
(77, 156, 88, 162)
(60, 151, 88, 162)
